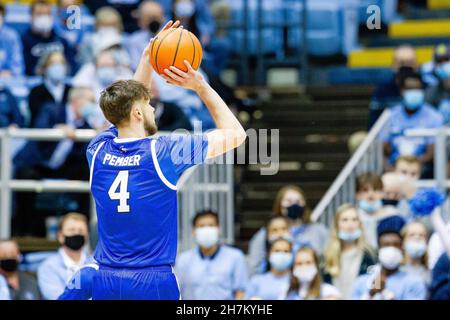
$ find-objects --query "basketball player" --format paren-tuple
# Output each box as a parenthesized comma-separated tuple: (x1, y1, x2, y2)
(87, 21, 246, 300)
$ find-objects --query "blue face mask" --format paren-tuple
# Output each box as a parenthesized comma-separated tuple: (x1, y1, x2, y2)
(81, 102, 97, 119)
(403, 89, 425, 111)
(435, 62, 450, 80)
(97, 67, 116, 86)
(358, 199, 382, 214)
(175, 1, 195, 18)
(46, 63, 66, 83)
(269, 252, 293, 272)
(338, 229, 362, 242)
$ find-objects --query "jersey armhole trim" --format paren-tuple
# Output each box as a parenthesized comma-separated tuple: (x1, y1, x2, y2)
(151, 139, 177, 191)
(89, 141, 105, 188)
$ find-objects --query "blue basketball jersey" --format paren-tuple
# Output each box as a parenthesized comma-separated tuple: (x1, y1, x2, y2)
(86, 127, 208, 268)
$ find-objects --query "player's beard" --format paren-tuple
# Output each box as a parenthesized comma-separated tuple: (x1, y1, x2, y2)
(144, 117, 158, 136)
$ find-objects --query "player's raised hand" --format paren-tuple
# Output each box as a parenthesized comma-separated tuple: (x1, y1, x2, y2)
(162, 60, 207, 92)
(143, 20, 181, 66)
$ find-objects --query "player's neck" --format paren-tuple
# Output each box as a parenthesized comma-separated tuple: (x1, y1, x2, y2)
(117, 125, 147, 139)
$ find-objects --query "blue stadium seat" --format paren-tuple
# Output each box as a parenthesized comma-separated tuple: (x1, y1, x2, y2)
(328, 67, 392, 85)
(5, 4, 31, 35)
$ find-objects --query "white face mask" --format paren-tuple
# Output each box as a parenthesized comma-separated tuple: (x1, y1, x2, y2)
(195, 226, 219, 248)
(33, 14, 53, 34)
(379, 246, 403, 270)
(404, 239, 427, 259)
(293, 265, 317, 283)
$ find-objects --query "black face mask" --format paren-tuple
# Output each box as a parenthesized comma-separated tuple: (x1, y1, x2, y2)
(382, 199, 399, 207)
(148, 20, 161, 34)
(286, 204, 305, 220)
(64, 235, 85, 251)
(0, 259, 19, 272)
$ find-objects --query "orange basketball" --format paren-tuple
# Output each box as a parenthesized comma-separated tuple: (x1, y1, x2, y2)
(150, 28, 203, 75)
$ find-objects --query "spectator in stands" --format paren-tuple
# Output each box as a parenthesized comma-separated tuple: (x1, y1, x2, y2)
(248, 185, 328, 275)
(430, 253, 450, 300)
(151, 79, 192, 131)
(427, 222, 450, 270)
(28, 51, 72, 127)
(0, 87, 24, 128)
(352, 215, 427, 300)
(175, 210, 248, 300)
(38, 213, 90, 300)
(0, 240, 41, 300)
(58, 262, 98, 300)
(395, 155, 422, 181)
(0, 274, 9, 300)
(84, 0, 140, 33)
(381, 172, 405, 208)
(13, 87, 104, 236)
(369, 46, 418, 128)
(54, 0, 87, 50)
(356, 172, 384, 248)
(380, 71, 444, 178)
(401, 221, 430, 286)
(282, 247, 341, 300)
(324, 204, 376, 299)
(78, 6, 129, 67)
(248, 216, 291, 275)
(126, 1, 165, 71)
(422, 43, 450, 89)
(22, 0, 77, 76)
(74, 49, 133, 101)
(245, 238, 292, 300)
(0, 4, 25, 77)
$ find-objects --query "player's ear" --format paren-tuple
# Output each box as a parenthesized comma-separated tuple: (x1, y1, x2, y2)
(131, 104, 143, 120)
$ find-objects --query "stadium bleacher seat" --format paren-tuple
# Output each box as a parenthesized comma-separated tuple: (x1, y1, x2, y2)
(428, 0, 450, 9)
(328, 66, 393, 85)
(388, 18, 450, 38)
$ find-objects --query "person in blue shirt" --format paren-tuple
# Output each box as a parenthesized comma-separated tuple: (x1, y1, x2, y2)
(352, 215, 427, 300)
(379, 70, 444, 177)
(21, 0, 77, 76)
(53, 0, 87, 51)
(38, 213, 91, 300)
(245, 238, 292, 300)
(0, 274, 10, 300)
(175, 210, 248, 300)
(87, 20, 246, 300)
(0, 87, 23, 128)
(0, 4, 25, 77)
(58, 263, 98, 300)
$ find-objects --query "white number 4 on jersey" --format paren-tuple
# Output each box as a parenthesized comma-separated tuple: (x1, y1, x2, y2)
(108, 170, 130, 213)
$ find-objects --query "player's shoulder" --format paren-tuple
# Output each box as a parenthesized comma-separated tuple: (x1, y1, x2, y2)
(87, 127, 118, 151)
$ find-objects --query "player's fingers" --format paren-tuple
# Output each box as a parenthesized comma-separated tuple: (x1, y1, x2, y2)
(161, 20, 173, 31)
(171, 20, 181, 29)
(161, 74, 182, 86)
(169, 66, 188, 79)
(183, 60, 195, 73)
(164, 68, 185, 83)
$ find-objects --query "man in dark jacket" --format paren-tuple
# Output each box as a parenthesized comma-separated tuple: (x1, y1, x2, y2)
(0, 86, 23, 128)
(430, 253, 450, 300)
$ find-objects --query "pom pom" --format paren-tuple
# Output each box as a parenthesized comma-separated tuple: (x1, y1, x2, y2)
(409, 188, 445, 217)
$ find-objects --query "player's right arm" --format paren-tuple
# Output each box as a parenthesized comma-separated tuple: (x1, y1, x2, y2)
(161, 61, 247, 159)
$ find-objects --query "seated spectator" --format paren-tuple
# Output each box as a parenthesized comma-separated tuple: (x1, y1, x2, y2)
(151, 79, 192, 131)
(248, 185, 328, 276)
(282, 247, 341, 300)
(427, 222, 450, 270)
(401, 221, 430, 286)
(28, 51, 72, 127)
(78, 6, 129, 67)
(0, 240, 41, 300)
(37, 213, 91, 300)
(175, 210, 248, 300)
(324, 204, 376, 299)
(352, 215, 427, 300)
(126, 1, 165, 71)
(422, 43, 449, 90)
(245, 238, 292, 300)
(54, 0, 87, 50)
(395, 155, 421, 181)
(84, 0, 140, 33)
(0, 274, 9, 300)
(13, 87, 103, 236)
(73, 49, 133, 101)
(369, 46, 418, 128)
(0, 86, 24, 128)
(380, 71, 444, 177)
(381, 172, 405, 209)
(356, 172, 384, 248)
(58, 263, 98, 300)
(0, 4, 25, 77)
(22, 0, 77, 76)
(248, 216, 291, 275)
(430, 253, 450, 300)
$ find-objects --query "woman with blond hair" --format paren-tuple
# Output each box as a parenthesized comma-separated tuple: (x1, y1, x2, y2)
(324, 204, 376, 299)
(248, 185, 328, 275)
(283, 247, 341, 300)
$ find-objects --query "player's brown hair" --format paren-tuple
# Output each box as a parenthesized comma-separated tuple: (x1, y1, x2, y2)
(99, 80, 151, 126)
(58, 212, 88, 231)
(356, 172, 383, 192)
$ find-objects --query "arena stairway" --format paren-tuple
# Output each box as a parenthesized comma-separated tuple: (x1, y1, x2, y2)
(235, 85, 372, 252)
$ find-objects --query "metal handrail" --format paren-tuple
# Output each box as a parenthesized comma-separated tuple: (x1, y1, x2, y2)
(310, 109, 391, 222)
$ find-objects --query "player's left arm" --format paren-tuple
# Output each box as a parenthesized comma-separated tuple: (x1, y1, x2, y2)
(132, 20, 181, 89)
